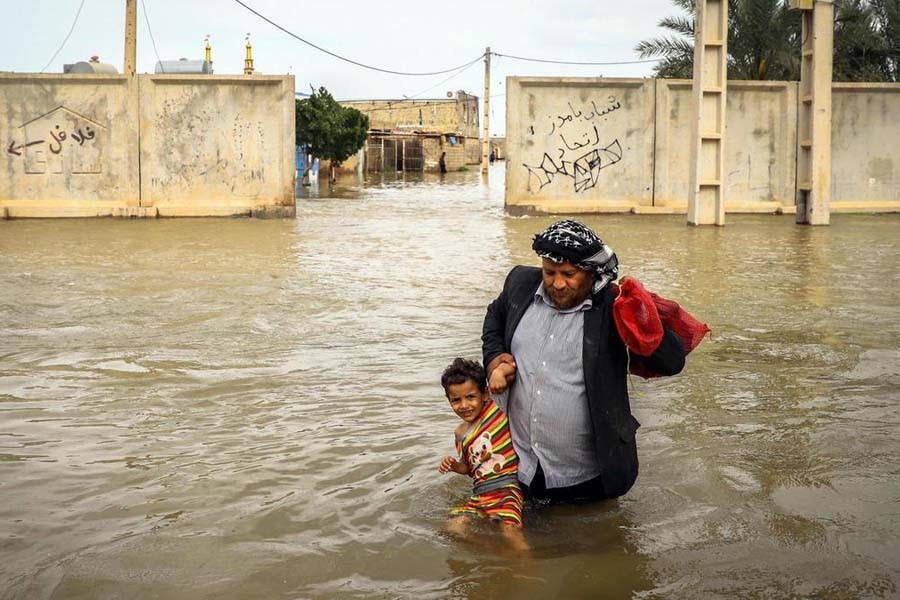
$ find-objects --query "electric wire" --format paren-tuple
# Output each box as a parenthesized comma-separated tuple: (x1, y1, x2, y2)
(491, 52, 659, 66)
(231, 0, 486, 76)
(39, 0, 88, 73)
(140, 0, 165, 73)
(405, 56, 483, 99)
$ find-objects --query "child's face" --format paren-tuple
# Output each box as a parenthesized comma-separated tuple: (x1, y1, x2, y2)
(446, 379, 487, 423)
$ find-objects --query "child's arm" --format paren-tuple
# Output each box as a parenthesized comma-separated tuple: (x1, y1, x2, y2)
(438, 423, 471, 475)
(439, 455, 469, 475)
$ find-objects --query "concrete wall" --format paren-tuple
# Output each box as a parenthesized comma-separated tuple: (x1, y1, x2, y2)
(1, 74, 139, 217)
(507, 78, 655, 213)
(655, 80, 798, 212)
(831, 83, 900, 209)
(1, 73, 295, 218)
(341, 96, 480, 139)
(140, 75, 295, 216)
(506, 76, 900, 214)
(490, 137, 506, 160)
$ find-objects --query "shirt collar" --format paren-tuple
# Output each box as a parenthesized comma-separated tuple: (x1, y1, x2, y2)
(534, 282, 593, 313)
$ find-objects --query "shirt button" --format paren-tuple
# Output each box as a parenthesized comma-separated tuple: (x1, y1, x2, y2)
(536, 390, 541, 395)
(542, 361, 546, 366)
(550, 334, 554, 340)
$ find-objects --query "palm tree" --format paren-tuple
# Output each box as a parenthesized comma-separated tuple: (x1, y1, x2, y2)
(835, 0, 900, 81)
(634, 0, 698, 79)
(636, 0, 898, 81)
(869, 0, 900, 80)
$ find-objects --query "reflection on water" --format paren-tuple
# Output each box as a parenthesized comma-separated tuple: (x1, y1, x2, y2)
(1, 165, 899, 598)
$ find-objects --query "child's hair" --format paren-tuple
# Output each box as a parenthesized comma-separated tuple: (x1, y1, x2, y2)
(441, 358, 487, 396)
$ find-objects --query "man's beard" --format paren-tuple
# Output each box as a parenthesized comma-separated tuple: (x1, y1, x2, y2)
(548, 279, 593, 309)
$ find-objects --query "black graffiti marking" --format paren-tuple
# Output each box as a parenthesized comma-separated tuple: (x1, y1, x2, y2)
(524, 138, 623, 193)
(6, 125, 96, 158)
(48, 125, 68, 154)
(572, 139, 623, 193)
(6, 140, 45, 156)
(560, 125, 600, 151)
(524, 153, 561, 191)
(70, 127, 95, 146)
(541, 96, 622, 135)
(591, 96, 622, 119)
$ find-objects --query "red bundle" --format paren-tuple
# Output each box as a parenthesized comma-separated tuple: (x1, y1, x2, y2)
(612, 278, 663, 356)
(612, 277, 710, 378)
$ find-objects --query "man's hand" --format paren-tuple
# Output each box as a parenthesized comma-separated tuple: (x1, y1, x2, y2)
(487, 353, 517, 394)
(439, 456, 469, 475)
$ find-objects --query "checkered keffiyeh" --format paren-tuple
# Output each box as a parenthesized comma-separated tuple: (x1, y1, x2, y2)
(532, 220, 619, 293)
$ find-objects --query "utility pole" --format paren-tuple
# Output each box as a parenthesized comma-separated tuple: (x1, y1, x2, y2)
(687, 0, 727, 226)
(482, 47, 491, 175)
(791, 0, 833, 225)
(124, 0, 137, 77)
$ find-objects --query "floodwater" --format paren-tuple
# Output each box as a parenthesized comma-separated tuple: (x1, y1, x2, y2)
(1, 165, 899, 599)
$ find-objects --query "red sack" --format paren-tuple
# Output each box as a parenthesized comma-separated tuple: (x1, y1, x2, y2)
(612, 277, 711, 378)
(612, 277, 664, 356)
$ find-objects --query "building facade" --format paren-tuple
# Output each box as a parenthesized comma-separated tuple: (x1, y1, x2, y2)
(340, 91, 480, 173)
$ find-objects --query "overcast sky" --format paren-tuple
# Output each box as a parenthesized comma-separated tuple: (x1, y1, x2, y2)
(1, 0, 682, 135)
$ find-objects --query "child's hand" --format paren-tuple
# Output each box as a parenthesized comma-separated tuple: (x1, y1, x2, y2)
(489, 360, 517, 393)
(439, 456, 468, 474)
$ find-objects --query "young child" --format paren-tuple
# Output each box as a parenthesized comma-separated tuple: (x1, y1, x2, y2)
(438, 357, 527, 550)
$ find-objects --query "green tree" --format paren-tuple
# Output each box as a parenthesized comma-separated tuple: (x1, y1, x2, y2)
(832, 0, 895, 81)
(635, 0, 898, 82)
(296, 87, 369, 182)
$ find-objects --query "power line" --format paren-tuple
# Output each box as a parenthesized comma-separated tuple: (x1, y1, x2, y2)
(406, 56, 483, 99)
(140, 0, 164, 73)
(39, 0, 88, 73)
(231, 0, 486, 76)
(492, 52, 660, 66)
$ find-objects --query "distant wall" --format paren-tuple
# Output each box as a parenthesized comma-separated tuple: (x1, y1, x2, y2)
(1, 73, 295, 218)
(490, 137, 506, 160)
(341, 96, 480, 139)
(506, 76, 900, 214)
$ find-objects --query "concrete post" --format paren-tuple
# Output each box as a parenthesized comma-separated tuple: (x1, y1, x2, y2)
(793, 0, 833, 225)
(687, 0, 728, 226)
(124, 0, 137, 77)
(482, 47, 491, 175)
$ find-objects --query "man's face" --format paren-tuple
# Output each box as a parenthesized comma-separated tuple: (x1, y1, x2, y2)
(541, 258, 593, 309)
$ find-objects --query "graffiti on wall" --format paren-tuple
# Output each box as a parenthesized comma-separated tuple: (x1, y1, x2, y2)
(5, 106, 104, 175)
(523, 95, 624, 194)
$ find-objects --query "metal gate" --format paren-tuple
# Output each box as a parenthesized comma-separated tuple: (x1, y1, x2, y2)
(365, 138, 383, 172)
(402, 139, 424, 171)
(365, 137, 424, 172)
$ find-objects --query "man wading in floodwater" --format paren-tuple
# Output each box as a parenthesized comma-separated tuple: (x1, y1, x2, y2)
(482, 220, 685, 503)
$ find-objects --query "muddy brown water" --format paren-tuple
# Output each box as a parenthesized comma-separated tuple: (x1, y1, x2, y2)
(1, 166, 899, 598)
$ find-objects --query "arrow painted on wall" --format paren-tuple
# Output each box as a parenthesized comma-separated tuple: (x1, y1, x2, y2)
(7, 140, 45, 156)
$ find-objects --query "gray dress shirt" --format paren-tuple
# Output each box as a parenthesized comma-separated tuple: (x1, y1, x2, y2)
(498, 282, 601, 489)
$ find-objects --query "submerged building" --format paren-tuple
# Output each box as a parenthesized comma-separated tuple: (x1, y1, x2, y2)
(339, 91, 481, 173)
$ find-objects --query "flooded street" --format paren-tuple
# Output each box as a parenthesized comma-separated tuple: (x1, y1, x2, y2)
(2, 165, 899, 598)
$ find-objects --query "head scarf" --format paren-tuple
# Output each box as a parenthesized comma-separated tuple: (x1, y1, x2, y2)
(532, 220, 619, 293)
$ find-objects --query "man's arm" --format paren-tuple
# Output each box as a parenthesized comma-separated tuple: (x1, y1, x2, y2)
(482, 275, 511, 369)
(632, 326, 685, 376)
(483, 270, 518, 391)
